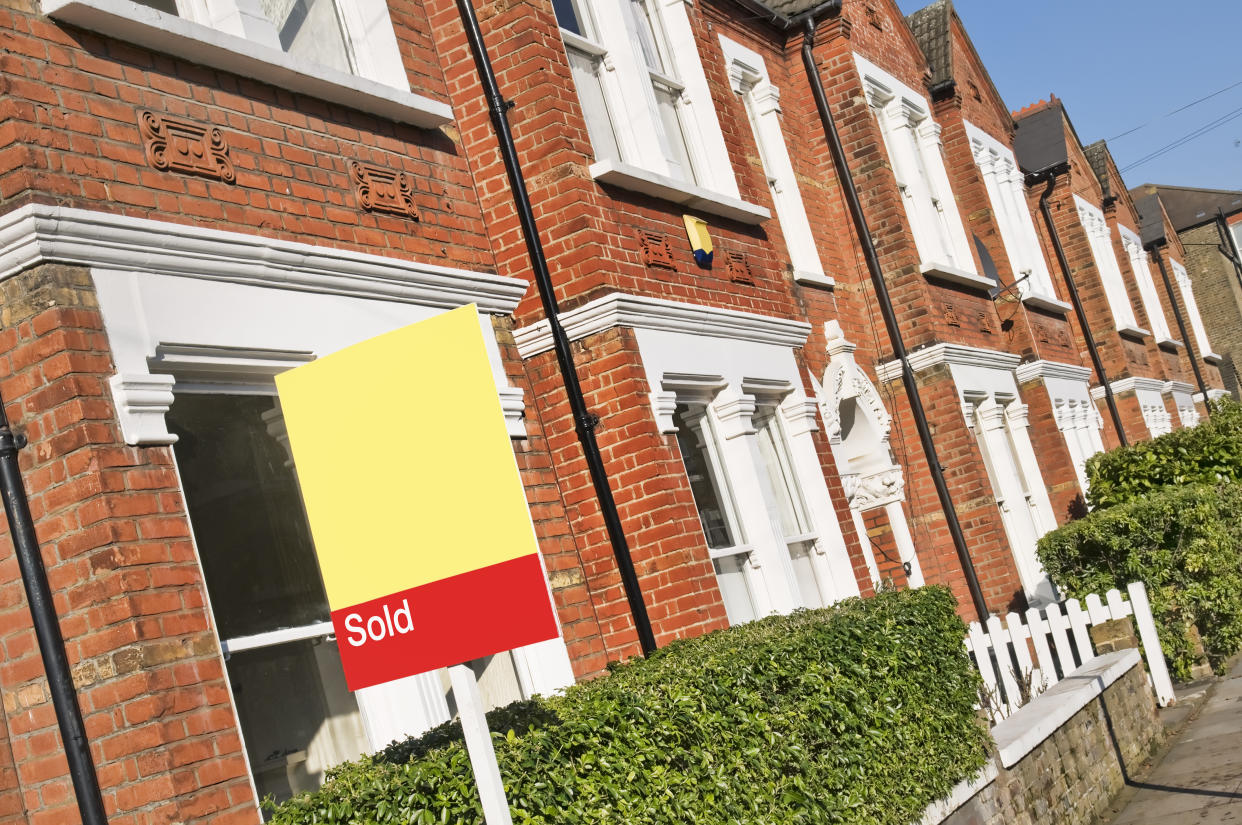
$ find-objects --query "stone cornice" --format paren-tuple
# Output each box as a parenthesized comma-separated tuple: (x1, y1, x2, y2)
(0, 204, 527, 314)
(513, 293, 811, 358)
(875, 344, 1022, 383)
(1014, 359, 1093, 385)
(1089, 376, 1166, 400)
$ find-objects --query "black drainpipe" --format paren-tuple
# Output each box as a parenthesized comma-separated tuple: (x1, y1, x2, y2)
(801, 15, 988, 622)
(1028, 167, 1128, 447)
(454, 0, 657, 655)
(0, 397, 109, 825)
(1147, 242, 1210, 412)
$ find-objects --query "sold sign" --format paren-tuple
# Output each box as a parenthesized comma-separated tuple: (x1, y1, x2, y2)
(275, 306, 559, 691)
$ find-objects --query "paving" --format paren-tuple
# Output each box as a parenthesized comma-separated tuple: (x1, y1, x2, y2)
(1103, 658, 1242, 824)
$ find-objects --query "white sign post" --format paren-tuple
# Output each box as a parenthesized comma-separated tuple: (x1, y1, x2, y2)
(449, 662, 515, 825)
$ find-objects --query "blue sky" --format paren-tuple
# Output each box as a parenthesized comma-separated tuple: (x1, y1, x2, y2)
(893, 0, 1242, 192)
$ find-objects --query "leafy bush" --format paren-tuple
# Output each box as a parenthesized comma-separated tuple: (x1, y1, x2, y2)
(1038, 483, 1242, 679)
(268, 587, 987, 825)
(1086, 398, 1242, 509)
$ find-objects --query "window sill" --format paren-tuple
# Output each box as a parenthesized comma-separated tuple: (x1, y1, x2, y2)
(43, 0, 454, 129)
(794, 270, 835, 289)
(920, 261, 994, 291)
(1020, 293, 1072, 315)
(1205, 352, 1225, 365)
(589, 159, 770, 225)
(1156, 337, 1184, 353)
(1117, 325, 1151, 342)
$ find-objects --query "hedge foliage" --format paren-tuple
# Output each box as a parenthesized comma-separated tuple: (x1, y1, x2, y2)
(268, 587, 987, 825)
(1085, 398, 1242, 509)
(1037, 482, 1242, 679)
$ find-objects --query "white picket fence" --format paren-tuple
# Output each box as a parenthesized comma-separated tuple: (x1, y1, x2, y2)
(964, 581, 1175, 721)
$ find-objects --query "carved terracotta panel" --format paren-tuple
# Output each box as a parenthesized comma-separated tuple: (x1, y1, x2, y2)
(640, 231, 677, 270)
(139, 111, 234, 183)
(350, 162, 420, 220)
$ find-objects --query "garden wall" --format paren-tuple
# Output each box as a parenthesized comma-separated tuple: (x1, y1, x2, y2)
(922, 649, 1163, 825)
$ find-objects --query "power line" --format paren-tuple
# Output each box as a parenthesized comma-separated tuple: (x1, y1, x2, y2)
(1109, 78, 1242, 142)
(1120, 105, 1242, 173)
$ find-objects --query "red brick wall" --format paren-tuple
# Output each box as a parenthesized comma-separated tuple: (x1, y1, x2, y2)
(0, 264, 255, 825)
(0, 1, 493, 272)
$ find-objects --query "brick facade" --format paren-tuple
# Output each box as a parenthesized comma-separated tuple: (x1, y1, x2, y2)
(0, 0, 1220, 820)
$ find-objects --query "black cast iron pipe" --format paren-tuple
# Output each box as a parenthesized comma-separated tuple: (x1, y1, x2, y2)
(455, 0, 656, 655)
(1147, 242, 1210, 411)
(0, 397, 109, 824)
(801, 16, 989, 622)
(1029, 168, 1127, 447)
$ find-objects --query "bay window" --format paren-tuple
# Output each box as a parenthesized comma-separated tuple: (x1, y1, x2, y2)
(857, 55, 981, 288)
(554, 0, 763, 221)
(964, 122, 1061, 306)
(1118, 226, 1174, 345)
(1074, 196, 1145, 336)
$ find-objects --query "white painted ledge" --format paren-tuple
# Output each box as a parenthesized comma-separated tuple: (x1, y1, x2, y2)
(917, 763, 999, 825)
(589, 159, 770, 225)
(1156, 337, 1184, 352)
(1021, 292, 1072, 314)
(43, 0, 453, 128)
(875, 343, 1021, 383)
(992, 648, 1140, 768)
(1014, 359, 1092, 385)
(920, 261, 994, 291)
(0, 204, 527, 314)
(794, 269, 835, 288)
(1117, 324, 1151, 341)
(1205, 352, 1225, 365)
(1089, 376, 1166, 400)
(513, 292, 810, 358)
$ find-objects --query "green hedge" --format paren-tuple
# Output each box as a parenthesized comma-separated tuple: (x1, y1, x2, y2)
(268, 587, 987, 825)
(1086, 398, 1242, 509)
(1037, 482, 1242, 679)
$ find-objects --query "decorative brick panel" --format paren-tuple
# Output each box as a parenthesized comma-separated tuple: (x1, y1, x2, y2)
(138, 112, 235, 184)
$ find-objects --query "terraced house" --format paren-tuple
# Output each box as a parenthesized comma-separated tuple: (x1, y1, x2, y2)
(0, 0, 1226, 821)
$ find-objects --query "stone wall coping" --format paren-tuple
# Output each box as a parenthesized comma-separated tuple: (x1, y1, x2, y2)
(917, 762, 999, 825)
(993, 648, 1141, 768)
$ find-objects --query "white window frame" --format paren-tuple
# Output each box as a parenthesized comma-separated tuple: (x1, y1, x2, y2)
(964, 392, 1058, 605)
(718, 36, 830, 287)
(553, 0, 767, 224)
(42, 0, 450, 128)
(1073, 195, 1147, 337)
(856, 54, 984, 289)
(1118, 225, 1174, 345)
(1170, 259, 1222, 361)
(963, 122, 1064, 308)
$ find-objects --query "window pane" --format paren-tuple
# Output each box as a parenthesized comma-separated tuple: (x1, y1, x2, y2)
(788, 541, 824, 609)
(754, 414, 808, 538)
(713, 554, 757, 625)
(567, 47, 620, 162)
(673, 405, 736, 550)
(261, 0, 353, 75)
(627, 0, 665, 73)
(228, 639, 366, 814)
(653, 83, 693, 182)
(168, 394, 329, 640)
(552, 0, 584, 35)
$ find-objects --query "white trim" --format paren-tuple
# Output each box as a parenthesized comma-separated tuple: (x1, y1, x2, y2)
(109, 374, 177, 446)
(1118, 225, 1172, 343)
(0, 204, 527, 314)
(1088, 376, 1166, 399)
(1169, 258, 1216, 358)
(1195, 388, 1231, 403)
(43, 0, 453, 128)
(1021, 293, 1072, 314)
(513, 293, 810, 357)
(1073, 195, 1140, 332)
(1117, 324, 1151, 340)
(1164, 380, 1195, 395)
(589, 159, 769, 225)
(1014, 359, 1093, 385)
(221, 621, 335, 655)
(920, 261, 994, 290)
(875, 343, 1021, 383)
